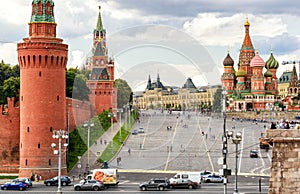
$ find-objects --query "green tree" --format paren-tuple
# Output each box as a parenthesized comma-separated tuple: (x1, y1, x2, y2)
(212, 88, 223, 112)
(114, 79, 132, 108)
(66, 68, 90, 101)
(2, 77, 20, 102)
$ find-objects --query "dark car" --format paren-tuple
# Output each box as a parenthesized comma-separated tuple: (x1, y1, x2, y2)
(74, 180, 104, 191)
(1, 181, 27, 191)
(139, 178, 170, 191)
(131, 129, 138, 135)
(169, 179, 198, 189)
(13, 178, 32, 187)
(250, 149, 259, 158)
(44, 176, 71, 186)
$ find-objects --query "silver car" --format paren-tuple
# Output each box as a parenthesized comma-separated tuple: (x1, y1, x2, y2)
(74, 180, 104, 191)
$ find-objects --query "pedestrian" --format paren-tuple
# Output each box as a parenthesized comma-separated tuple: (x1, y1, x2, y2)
(128, 148, 131, 155)
(39, 175, 42, 181)
(100, 139, 103, 144)
(140, 143, 142, 150)
(170, 145, 173, 152)
(95, 140, 97, 145)
(167, 146, 169, 152)
(104, 140, 107, 145)
(117, 157, 120, 165)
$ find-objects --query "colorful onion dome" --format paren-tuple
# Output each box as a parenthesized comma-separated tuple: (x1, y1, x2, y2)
(264, 69, 273, 77)
(236, 68, 246, 77)
(223, 53, 234, 66)
(250, 50, 265, 67)
(265, 51, 279, 69)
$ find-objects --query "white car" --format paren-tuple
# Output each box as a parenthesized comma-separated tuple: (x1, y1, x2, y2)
(202, 174, 223, 183)
(138, 127, 144, 133)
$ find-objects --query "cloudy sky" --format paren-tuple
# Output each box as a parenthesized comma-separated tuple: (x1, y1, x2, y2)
(1, 0, 300, 90)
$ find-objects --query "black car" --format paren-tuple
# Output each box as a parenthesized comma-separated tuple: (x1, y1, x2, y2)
(44, 176, 71, 186)
(139, 178, 169, 191)
(250, 149, 259, 158)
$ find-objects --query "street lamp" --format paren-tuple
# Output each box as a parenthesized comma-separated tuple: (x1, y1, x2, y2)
(117, 108, 123, 142)
(227, 131, 242, 194)
(83, 121, 94, 174)
(52, 129, 68, 194)
(108, 112, 115, 154)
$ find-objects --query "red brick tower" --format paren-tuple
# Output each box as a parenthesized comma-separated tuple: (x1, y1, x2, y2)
(221, 52, 236, 95)
(17, 0, 68, 179)
(86, 6, 118, 117)
(238, 18, 255, 93)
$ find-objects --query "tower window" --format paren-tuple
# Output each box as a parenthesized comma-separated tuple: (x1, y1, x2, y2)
(50, 127, 53, 132)
(57, 96, 59, 101)
(39, 72, 42, 77)
(27, 127, 30, 132)
(25, 159, 28, 166)
(38, 143, 40, 149)
(49, 159, 51, 166)
(21, 96, 23, 101)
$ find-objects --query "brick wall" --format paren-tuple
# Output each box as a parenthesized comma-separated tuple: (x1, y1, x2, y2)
(0, 98, 20, 173)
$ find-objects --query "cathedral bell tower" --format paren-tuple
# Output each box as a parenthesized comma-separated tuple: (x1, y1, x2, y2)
(17, 0, 68, 179)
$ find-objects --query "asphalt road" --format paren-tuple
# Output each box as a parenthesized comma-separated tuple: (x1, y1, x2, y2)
(110, 110, 271, 176)
(0, 172, 269, 193)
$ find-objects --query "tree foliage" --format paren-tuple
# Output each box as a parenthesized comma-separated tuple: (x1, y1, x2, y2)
(0, 61, 20, 104)
(66, 68, 90, 101)
(212, 88, 223, 112)
(114, 79, 132, 108)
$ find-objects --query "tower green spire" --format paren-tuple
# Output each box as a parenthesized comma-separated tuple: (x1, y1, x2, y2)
(30, 0, 55, 23)
(96, 6, 103, 30)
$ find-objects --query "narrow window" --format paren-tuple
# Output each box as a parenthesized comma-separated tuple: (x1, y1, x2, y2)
(39, 71, 42, 77)
(49, 159, 51, 166)
(27, 127, 30, 132)
(25, 159, 28, 166)
(38, 143, 40, 149)
(50, 127, 53, 132)
(57, 96, 59, 101)
(21, 96, 23, 101)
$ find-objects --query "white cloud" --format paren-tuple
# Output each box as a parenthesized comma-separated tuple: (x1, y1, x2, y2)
(68, 50, 85, 69)
(0, 43, 18, 65)
(183, 13, 288, 46)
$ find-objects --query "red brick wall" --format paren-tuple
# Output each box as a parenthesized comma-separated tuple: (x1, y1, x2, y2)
(0, 98, 20, 173)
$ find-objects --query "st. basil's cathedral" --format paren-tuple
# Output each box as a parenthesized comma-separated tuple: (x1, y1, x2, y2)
(221, 19, 281, 111)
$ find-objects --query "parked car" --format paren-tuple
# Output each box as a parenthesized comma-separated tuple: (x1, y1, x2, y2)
(131, 129, 138, 135)
(138, 127, 145, 133)
(13, 178, 32, 187)
(202, 174, 224, 183)
(1, 181, 27, 191)
(44, 176, 71, 186)
(74, 180, 104, 191)
(169, 179, 198, 189)
(250, 149, 259, 158)
(139, 178, 170, 191)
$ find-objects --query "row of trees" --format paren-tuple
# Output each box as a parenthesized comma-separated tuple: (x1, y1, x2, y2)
(0, 61, 133, 109)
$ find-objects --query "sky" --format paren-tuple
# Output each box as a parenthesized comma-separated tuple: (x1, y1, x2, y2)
(1, 0, 300, 91)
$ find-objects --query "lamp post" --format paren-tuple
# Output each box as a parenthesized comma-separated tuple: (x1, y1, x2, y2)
(108, 112, 115, 153)
(221, 87, 228, 194)
(51, 129, 68, 194)
(117, 108, 123, 142)
(227, 131, 242, 194)
(83, 121, 94, 174)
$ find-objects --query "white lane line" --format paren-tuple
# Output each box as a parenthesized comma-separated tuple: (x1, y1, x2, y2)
(238, 127, 245, 173)
(164, 118, 179, 171)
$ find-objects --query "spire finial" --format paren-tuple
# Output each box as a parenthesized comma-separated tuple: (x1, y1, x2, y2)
(96, 5, 103, 30)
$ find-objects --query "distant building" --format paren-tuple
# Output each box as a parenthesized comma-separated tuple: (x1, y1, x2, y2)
(134, 74, 221, 111)
(221, 18, 280, 111)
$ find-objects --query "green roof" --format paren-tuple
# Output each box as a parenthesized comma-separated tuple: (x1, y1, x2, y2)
(30, 0, 55, 23)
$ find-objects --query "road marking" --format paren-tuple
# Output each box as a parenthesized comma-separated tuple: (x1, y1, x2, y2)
(164, 118, 179, 171)
(238, 127, 245, 173)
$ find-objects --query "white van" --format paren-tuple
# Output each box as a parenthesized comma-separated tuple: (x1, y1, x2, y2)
(169, 172, 201, 184)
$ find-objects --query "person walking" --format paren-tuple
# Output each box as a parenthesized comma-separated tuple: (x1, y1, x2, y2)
(128, 148, 131, 155)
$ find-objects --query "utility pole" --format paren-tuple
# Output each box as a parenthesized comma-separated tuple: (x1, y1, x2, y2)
(222, 87, 228, 194)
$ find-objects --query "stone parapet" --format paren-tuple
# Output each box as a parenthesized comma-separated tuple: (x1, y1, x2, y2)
(267, 128, 300, 194)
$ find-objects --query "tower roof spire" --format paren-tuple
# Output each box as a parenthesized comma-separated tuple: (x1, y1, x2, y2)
(30, 0, 55, 23)
(96, 5, 103, 31)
